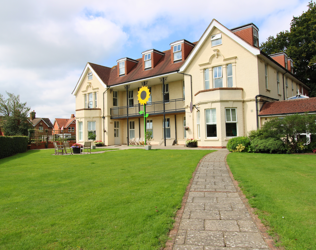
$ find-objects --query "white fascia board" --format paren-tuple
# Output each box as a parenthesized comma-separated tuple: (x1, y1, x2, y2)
(109, 71, 178, 89)
(72, 63, 107, 95)
(259, 111, 316, 118)
(179, 20, 260, 72)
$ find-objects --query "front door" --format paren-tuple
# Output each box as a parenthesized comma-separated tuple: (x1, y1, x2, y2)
(114, 121, 120, 145)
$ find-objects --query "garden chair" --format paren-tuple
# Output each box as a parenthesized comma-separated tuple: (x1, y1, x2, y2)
(53, 142, 64, 155)
(63, 141, 73, 155)
(83, 141, 91, 154)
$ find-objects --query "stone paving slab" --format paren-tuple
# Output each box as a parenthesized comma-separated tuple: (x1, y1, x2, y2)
(172, 150, 270, 250)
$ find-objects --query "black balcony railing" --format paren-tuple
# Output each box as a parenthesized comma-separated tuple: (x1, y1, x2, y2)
(110, 98, 185, 118)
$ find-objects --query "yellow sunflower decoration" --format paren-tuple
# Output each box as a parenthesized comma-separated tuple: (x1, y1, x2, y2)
(137, 86, 151, 105)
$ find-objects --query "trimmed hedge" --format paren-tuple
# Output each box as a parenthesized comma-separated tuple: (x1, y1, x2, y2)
(251, 137, 286, 154)
(0, 136, 28, 159)
(226, 136, 250, 152)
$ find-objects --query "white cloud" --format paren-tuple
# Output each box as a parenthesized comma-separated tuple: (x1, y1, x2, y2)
(0, 0, 311, 124)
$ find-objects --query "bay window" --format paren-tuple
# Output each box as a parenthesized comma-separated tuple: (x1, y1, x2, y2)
(213, 66, 223, 88)
(88, 121, 96, 140)
(226, 108, 237, 137)
(205, 109, 217, 138)
(227, 64, 233, 87)
(78, 122, 83, 141)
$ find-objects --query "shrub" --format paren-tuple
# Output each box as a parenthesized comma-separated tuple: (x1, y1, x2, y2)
(226, 136, 250, 152)
(0, 136, 28, 159)
(251, 137, 286, 153)
(235, 144, 245, 152)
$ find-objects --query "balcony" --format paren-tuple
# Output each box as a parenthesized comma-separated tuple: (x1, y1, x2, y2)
(110, 98, 185, 119)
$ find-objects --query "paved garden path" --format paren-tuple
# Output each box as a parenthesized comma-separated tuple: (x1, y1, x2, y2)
(172, 150, 270, 250)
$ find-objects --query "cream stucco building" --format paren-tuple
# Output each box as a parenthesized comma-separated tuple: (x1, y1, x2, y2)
(72, 19, 309, 147)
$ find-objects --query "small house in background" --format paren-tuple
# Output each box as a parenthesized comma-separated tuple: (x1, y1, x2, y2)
(53, 114, 76, 139)
(28, 110, 53, 133)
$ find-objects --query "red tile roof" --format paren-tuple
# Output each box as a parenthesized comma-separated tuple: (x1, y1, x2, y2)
(259, 97, 316, 116)
(89, 49, 186, 87)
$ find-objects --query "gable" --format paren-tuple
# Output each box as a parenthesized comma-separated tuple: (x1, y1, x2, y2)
(72, 63, 109, 96)
(179, 19, 260, 72)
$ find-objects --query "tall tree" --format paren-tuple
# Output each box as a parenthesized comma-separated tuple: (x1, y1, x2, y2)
(260, 1, 316, 96)
(0, 92, 32, 136)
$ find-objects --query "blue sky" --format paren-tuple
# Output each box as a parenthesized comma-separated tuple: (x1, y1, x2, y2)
(0, 0, 311, 122)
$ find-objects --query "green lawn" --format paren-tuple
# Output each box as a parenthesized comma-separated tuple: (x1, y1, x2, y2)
(0, 149, 212, 250)
(227, 153, 316, 250)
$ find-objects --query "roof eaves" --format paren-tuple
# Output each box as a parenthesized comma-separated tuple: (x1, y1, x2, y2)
(72, 63, 108, 95)
(260, 51, 310, 90)
(179, 19, 260, 72)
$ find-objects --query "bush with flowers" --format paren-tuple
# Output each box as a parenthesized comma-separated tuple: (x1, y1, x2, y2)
(185, 138, 197, 147)
(71, 143, 83, 149)
(95, 140, 104, 147)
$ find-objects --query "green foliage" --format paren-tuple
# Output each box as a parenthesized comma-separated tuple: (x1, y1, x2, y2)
(251, 137, 286, 153)
(0, 92, 32, 136)
(226, 136, 250, 152)
(0, 136, 28, 159)
(260, 1, 316, 96)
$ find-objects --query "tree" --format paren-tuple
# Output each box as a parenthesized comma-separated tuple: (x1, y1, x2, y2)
(260, 114, 316, 152)
(0, 92, 32, 136)
(260, 1, 316, 96)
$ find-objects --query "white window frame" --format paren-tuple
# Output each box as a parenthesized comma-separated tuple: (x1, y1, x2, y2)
(277, 72, 280, 95)
(78, 122, 83, 141)
(253, 29, 259, 47)
(265, 64, 268, 89)
(119, 61, 125, 75)
(205, 109, 217, 138)
(197, 111, 200, 139)
(213, 66, 223, 88)
(114, 121, 119, 138)
(128, 90, 134, 107)
(94, 92, 97, 108)
(113, 91, 118, 106)
(227, 64, 233, 87)
(146, 120, 153, 138)
(211, 33, 222, 47)
(84, 94, 88, 108)
(88, 72, 93, 80)
(163, 118, 171, 139)
(225, 108, 237, 137)
(87, 121, 96, 140)
(144, 53, 151, 69)
(173, 44, 182, 61)
(39, 126, 43, 131)
(163, 84, 169, 102)
(147, 87, 152, 104)
(88, 93, 93, 108)
(129, 121, 135, 139)
(204, 68, 210, 89)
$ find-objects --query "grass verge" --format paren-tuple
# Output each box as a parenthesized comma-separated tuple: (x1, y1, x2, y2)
(0, 149, 212, 249)
(227, 153, 316, 249)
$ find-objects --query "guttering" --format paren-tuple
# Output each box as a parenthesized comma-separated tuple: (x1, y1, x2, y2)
(107, 71, 178, 89)
(259, 111, 316, 118)
(255, 95, 279, 129)
(103, 87, 110, 143)
(177, 71, 193, 108)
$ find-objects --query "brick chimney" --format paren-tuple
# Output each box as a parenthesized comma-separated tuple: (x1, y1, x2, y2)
(30, 110, 36, 121)
(71, 114, 75, 118)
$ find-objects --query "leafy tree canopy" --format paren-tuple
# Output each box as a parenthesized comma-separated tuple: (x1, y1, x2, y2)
(0, 92, 32, 136)
(260, 1, 316, 96)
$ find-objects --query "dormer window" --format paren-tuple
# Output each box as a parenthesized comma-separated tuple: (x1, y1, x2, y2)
(253, 28, 259, 47)
(211, 34, 222, 46)
(173, 44, 182, 61)
(144, 53, 151, 69)
(119, 61, 125, 75)
(88, 72, 93, 80)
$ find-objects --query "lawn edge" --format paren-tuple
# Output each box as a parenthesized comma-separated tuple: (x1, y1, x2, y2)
(225, 153, 281, 250)
(163, 151, 212, 250)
